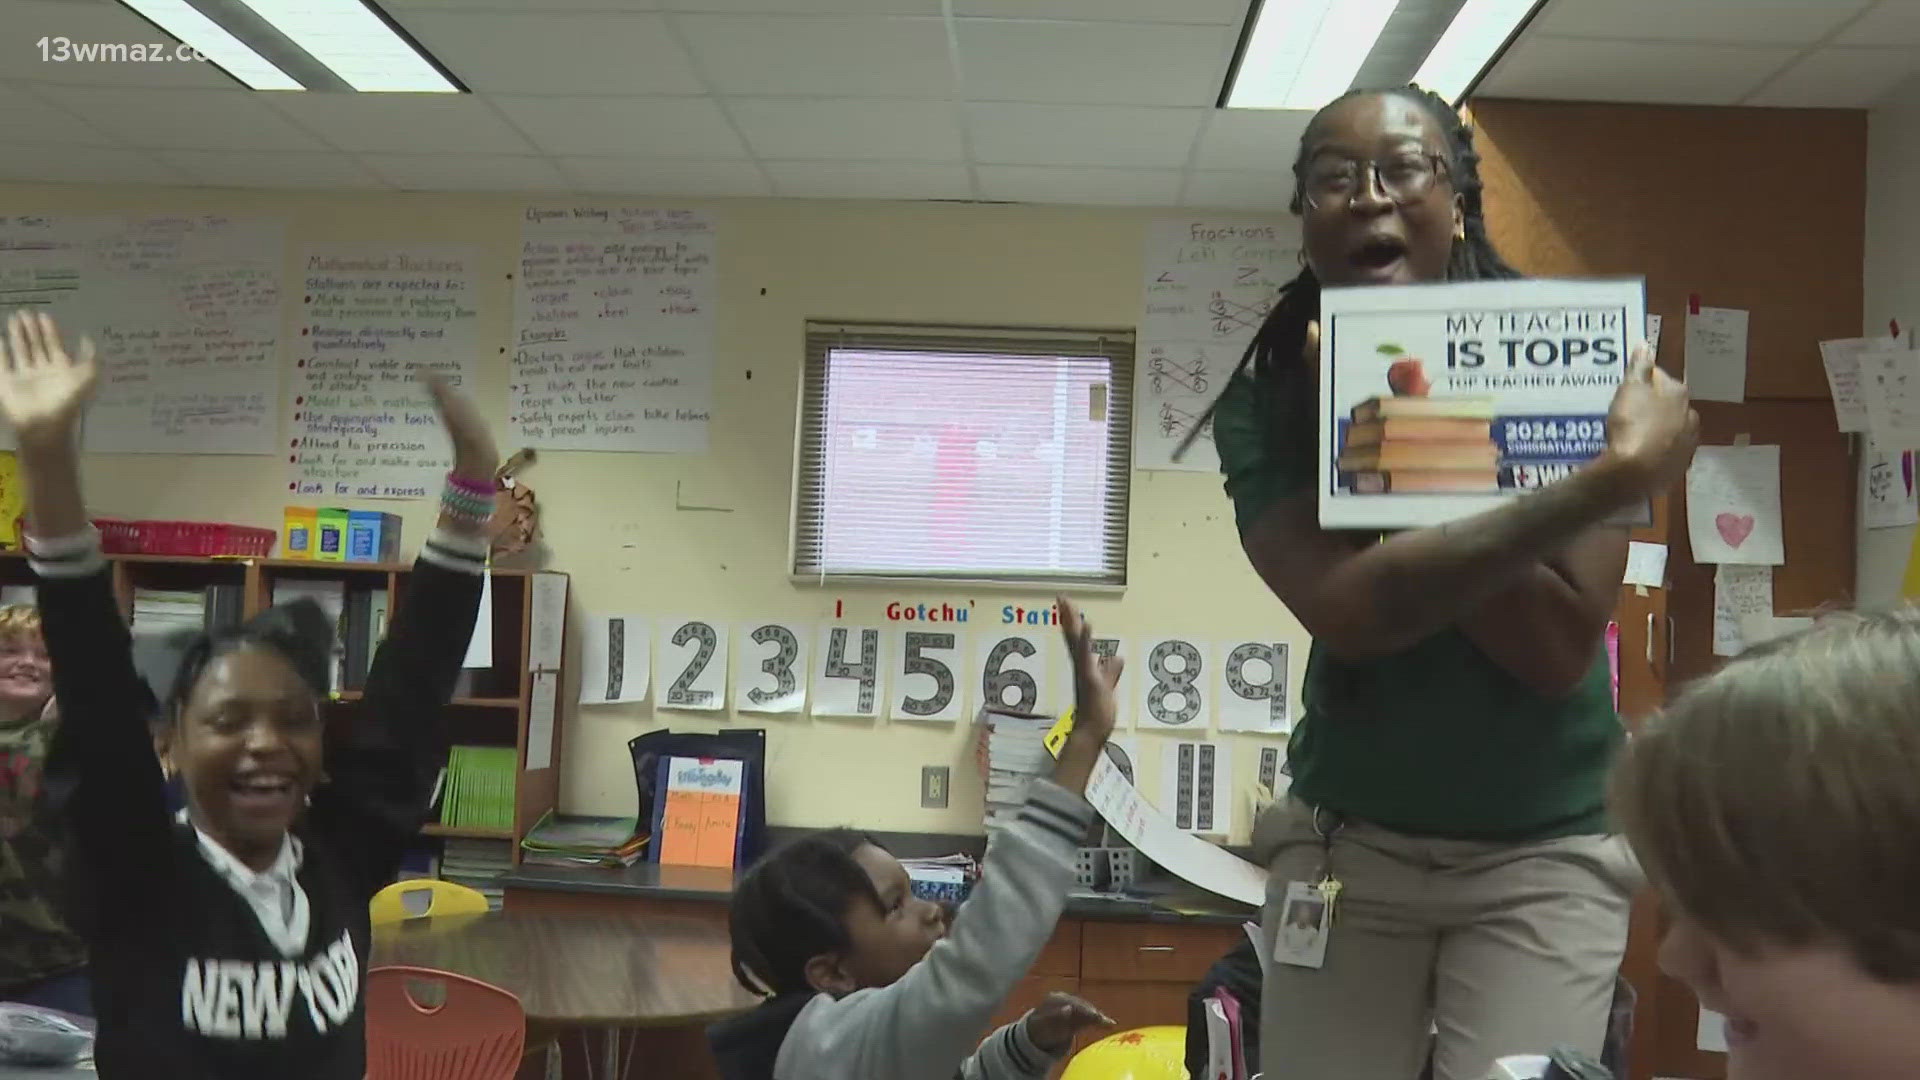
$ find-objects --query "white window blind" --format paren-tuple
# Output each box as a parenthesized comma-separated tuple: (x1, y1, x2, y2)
(794, 322, 1133, 586)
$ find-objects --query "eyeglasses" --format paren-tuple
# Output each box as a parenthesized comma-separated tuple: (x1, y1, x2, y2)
(1300, 152, 1450, 211)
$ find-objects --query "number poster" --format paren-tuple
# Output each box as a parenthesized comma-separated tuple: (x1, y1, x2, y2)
(572, 616, 1295, 733)
(1319, 278, 1646, 529)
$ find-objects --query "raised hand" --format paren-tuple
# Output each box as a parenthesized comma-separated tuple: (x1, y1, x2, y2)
(423, 372, 498, 483)
(0, 311, 97, 451)
(1059, 596, 1122, 748)
(1603, 344, 1699, 495)
(1023, 991, 1114, 1053)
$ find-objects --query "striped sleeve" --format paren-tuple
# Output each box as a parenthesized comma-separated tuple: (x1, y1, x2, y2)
(418, 526, 487, 575)
(25, 526, 107, 579)
(1017, 778, 1096, 850)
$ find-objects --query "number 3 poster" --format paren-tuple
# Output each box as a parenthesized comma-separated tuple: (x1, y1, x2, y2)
(1319, 278, 1645, 529)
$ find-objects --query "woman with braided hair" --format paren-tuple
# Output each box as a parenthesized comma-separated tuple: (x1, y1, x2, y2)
(1200, 87, 1700, 1079)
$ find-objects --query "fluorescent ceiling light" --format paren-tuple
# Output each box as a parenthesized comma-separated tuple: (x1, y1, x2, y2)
(119, 0, 305, 90)
(1413, 0, 1541, 102)
(1224, 0, 1401, 111)
(242, 0, 458, 92)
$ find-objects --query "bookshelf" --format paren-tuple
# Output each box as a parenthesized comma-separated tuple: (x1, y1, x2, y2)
(0, 551, 569, 870)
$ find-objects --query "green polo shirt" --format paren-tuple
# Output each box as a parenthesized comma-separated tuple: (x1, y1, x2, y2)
(1215, 374, 1619, 840)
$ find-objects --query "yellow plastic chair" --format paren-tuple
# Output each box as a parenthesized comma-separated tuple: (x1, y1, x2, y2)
(370, 879, 491, 925)
(1061, 1026, 1188, 1080)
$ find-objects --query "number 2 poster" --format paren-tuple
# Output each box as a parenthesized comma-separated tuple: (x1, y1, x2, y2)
(1319, 278, 1645, 529)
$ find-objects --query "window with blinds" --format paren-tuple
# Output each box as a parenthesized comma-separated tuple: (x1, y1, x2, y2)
(792, 322, 1133, 587)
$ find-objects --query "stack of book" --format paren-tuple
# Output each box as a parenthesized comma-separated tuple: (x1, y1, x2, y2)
(440, 745, 517, 833)
(1337, 396, 1499, 493)
(519, 810, 647, 868)
(982, 711, 1054, 834)
(438, 838, 510, 910)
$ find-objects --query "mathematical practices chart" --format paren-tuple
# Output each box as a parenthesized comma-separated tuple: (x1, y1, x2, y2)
(1136, 219, 1299, 472)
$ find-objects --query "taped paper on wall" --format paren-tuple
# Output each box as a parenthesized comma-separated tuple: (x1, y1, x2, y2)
(580, 613, 650, 705)
(1084, 753, 1266, 907)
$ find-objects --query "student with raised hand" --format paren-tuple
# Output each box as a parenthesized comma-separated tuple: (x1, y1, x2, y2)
(709, 597, 1122, 1080)
(1198, 87, 1700, 1079)
(0, 309, 494, 1078)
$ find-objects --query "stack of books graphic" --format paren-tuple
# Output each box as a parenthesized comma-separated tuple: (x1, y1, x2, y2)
(1338, 395, 1499, 493)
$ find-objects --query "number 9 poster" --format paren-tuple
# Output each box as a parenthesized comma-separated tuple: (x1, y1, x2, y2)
(1318, 278, 1645, 529)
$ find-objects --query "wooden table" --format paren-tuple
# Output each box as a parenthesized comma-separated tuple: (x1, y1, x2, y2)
(372, 910, 757, 1077)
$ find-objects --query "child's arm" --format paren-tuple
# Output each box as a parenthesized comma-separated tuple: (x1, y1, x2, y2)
(958, 994, 1112, 1080)
(1, 312, 174, 925)
(775, 601, 1122, 1080)
(306, 375, 495, 897)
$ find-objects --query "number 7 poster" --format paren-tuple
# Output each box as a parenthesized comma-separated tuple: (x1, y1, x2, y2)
(1319, 278, 1645, 529)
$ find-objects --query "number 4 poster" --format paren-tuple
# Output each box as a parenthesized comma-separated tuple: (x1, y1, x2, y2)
(657, 617, 728, 711)
(813, 625, 883, 718)
(735, 620, 807, 714)
(891, 629, 965, 723)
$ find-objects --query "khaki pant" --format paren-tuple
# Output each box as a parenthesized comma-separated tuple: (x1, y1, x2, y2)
(1253, 798, 1638, 1080)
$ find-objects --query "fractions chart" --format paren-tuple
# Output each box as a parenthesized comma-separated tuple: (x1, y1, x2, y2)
(1137, 219, 1297, 472)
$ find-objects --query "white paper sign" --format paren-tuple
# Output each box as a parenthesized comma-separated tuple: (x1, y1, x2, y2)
(512, 206, 715, 452)
(290, 242, 481, 499)
(657, 617, 727, 711)
(1214, 640, 1290, 733)
(891, 628, 965, 723)
(1818, 336, 1884, 432)
(579, 613, 650, 705)
(1645, 313, 1663, 357)
(1861, 344, 1920, 447)
(976, 632, 1051, 716)
(1084, 753, 1266, 906)
(1318, 278, 1644, 529)
(1162, 740, 1233, 835)
(1685, 306, 1748, 403)
(1739, 613, 1813, 649)
(736, 620, 808, 714)
(462, 570, 493, 668)
(1138, 637, 1210, 730)
(813, 625, 883, 718)
(527, 670, 558, 770)
(1862, 437, 1919, 530)
(1136, 219, 1298, 472)
(528, 573, 567, 671)
(1696, 1008, 1728, 1053)
(1713, 565, 1773, 658)
(1686, 445, 1785, 565)
(1623, 541, 1668, 588)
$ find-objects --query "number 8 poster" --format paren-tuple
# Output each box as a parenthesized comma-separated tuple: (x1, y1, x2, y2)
(1319, 278, 1645, 529)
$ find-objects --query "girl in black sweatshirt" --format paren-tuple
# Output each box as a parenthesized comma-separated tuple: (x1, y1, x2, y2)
(0, 309, 497, 1078)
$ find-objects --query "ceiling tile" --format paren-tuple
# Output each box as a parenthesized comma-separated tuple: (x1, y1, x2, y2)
(396, 12, 704, 94)
(975, 164, 1181, 205)
(967, 104, 1203, 168)
(1479, 36, 1799, 106)
(730, 98, 962, 160)
(763, 160, 971, 199)
(1182, 171, 1295, 212)
(39, 87, 328, 151)
(154, 149, 386, 188)
(676, 14, 953, 96)
(0, 145, 191, 185)
(1840, 1, 1920, 46)
(264, 94, 535, 154)
(492, 96, 747, 157)
(665, 0, 937, 11)
(557, 156, 771, 195)
(361, 153, 572, 191)
(955, 0, 1247, 24)
(1534, 0, 1872, 45)
(1747, 45, 1920, 107)
(0, 84, 117, 145)
(955, 19, 1233, 105)
(1193, 110, 1313, 172)
(0, 0, 236, 88)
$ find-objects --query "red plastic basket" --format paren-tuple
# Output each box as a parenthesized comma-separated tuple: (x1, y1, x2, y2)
(92, 519, 275, 557)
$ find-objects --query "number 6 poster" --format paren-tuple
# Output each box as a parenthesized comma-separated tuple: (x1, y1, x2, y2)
(1319, 278, 1645, 528)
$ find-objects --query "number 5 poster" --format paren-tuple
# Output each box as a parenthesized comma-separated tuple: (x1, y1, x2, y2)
(1319, 278, 1645, 528)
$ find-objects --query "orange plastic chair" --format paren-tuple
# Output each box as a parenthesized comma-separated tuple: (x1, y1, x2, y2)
(369, 879, 490, 925)
(365, 966, 525, 1080)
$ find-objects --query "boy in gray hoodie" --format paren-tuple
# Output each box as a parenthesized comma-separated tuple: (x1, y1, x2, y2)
(709, 598, 1121, 1080)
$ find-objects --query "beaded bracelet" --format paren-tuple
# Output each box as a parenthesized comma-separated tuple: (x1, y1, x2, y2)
(447, 472, 496, 498)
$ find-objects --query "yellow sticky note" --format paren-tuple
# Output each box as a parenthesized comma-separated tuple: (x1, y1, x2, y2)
(1901, 529, 1920, 600)
(1043, 708, 1075, 759)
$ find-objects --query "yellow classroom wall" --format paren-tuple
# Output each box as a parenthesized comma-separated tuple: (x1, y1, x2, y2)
(0, 181, 1305, 842)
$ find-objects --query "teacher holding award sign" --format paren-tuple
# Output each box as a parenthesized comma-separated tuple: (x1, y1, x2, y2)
(1186, 86, 1699, 1080)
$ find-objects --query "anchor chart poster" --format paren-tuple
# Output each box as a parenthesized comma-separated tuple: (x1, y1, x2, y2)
(1319, 278, 1645, 529)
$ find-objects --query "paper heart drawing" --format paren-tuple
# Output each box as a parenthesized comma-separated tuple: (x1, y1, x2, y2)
(1716, 512, 1756, 548)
